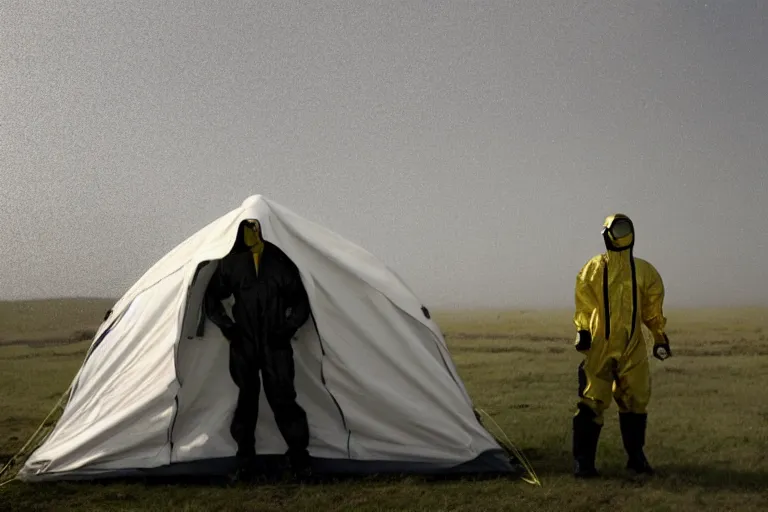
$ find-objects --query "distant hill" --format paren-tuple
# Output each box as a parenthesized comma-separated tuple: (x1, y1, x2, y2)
(0, 298, 116, 346)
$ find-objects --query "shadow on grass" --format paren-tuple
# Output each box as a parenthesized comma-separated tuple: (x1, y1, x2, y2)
(654, 464, 768, 492)
(509, 445, 572, 475)
(518, 449, 768, 494)
(517, 444, 768, 489)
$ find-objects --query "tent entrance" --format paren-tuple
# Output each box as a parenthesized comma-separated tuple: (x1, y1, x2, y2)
(168, 259, 351, 466)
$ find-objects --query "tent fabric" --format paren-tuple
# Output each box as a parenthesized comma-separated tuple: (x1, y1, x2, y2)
(18, 195, 514, 481)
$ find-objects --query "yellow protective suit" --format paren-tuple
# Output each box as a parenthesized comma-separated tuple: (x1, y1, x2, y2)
(571, 214, 670, 478)
(573, 214, 668, 423)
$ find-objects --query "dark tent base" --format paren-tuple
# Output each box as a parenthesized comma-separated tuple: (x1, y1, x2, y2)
(19, 449, 525, 484)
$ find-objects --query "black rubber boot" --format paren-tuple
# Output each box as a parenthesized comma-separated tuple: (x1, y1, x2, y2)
(573, 404, 602, 478)
(619, 412, 654, 475)
(287, 448, 313, 482)
(231, 453, 258, 483)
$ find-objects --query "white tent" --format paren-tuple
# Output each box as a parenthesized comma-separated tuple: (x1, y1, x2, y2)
(17, 195, 517, 481)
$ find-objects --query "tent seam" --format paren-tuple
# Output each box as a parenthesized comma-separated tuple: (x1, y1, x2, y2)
(167, 263, 199, 463)
(309, 310, 352, 459)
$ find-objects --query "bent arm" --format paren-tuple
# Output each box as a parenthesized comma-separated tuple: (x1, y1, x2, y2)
(574, 260, 599, 334)
(284, 279, 311, 334)
(641, 262, 667, 344)
(204, 264, 235, 331)
(280, 256, 311, 335)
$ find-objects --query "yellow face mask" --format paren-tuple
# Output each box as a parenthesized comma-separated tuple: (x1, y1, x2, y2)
(242, 219, 265, 268)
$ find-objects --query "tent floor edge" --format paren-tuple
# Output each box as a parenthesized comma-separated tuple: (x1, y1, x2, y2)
(16, 449, 519, 484)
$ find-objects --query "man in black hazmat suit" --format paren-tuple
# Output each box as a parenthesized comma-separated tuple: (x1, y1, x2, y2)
(204, 218, 312, 480)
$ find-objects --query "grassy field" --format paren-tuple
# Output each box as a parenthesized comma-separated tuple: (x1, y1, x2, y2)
(1, 300, 767, 511)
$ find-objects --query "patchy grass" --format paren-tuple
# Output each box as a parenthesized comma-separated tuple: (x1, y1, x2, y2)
(1, 300, 767, 511)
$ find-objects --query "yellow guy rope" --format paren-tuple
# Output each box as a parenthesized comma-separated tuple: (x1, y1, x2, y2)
(475, 407, 541, 487)
(0, 386, 71, 488)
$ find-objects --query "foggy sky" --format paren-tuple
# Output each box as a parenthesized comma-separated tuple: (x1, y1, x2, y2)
(1, 1, 766, 309)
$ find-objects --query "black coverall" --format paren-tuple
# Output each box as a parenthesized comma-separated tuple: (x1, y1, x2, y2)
(204, 241, 311, 466)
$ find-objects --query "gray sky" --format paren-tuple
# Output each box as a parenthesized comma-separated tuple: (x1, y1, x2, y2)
(2, 1, 766, 309)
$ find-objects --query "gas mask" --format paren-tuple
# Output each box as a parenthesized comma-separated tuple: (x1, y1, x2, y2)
(242, 219, 265, 265)
(602, 214, 634, 252)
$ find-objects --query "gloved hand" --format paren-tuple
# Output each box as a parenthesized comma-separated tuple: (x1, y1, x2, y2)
(274, 306, 304, 342)
(653, 334, 672, 361)
(575, 330, 592, 352)
(220, 324, 242, 344)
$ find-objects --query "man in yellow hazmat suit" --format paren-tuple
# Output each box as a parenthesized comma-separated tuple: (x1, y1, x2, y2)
(571, 213, 672, 478)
